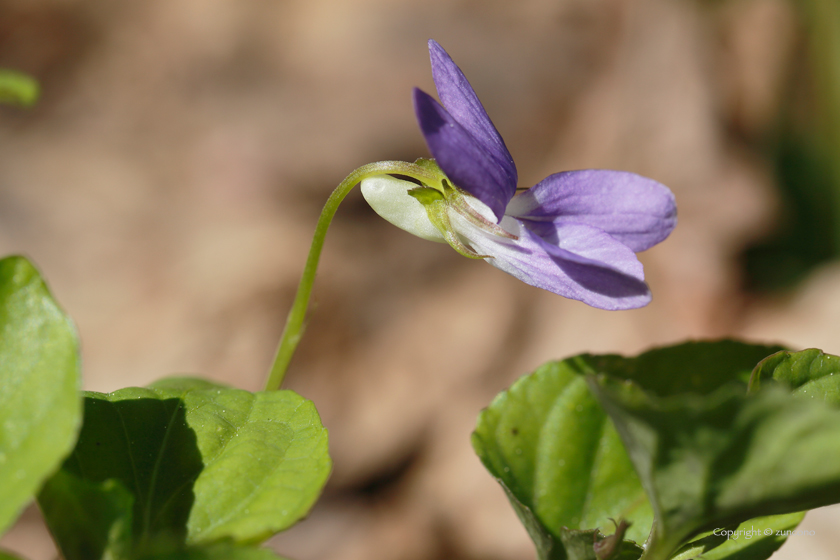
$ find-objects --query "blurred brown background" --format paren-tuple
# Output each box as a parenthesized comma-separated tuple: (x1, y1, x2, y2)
(2, 0, 840, 558)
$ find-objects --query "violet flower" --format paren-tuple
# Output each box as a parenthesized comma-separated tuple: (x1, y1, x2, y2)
(362, 40, 676, 310)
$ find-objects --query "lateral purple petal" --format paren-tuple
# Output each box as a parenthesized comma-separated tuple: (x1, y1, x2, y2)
(414, 87, 514, 222)
(453, 215, 652, 310)
(506, 170, 677, 252)
(427, 39, 517, 199)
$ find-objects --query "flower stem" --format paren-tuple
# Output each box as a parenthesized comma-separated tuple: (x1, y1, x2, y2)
(264, 160, 438, 391)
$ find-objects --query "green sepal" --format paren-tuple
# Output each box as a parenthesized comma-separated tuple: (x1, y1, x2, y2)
(410, 158, 448, 192)
(409, 187, 487, 259)
(405, 157, 516, 258)
(406, 186, 445, 205)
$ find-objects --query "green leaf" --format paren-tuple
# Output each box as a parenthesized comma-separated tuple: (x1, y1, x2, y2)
(0, 70, 39, 107)
(0, 256, 81, 535)
(749, 348, 840, 404)
(184, 387, 331, 544)
(58, 388, 203, 546)
(39, 471, 134, 560)
(42, 379, 331, 554)
(0, 550, 28, 560)
(471, 341, 783, 560)
(578, 340, 784, 397)
(472, 360, 651, 560)
(496, 481, 555, 560)
(588, 376, 840, 560)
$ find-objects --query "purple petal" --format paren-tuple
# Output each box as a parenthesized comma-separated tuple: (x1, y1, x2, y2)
(414, 88, 514, 222)
(451, 214, 652, 310)
(505, 170, 677, 252)
(428, 40, 517, 197)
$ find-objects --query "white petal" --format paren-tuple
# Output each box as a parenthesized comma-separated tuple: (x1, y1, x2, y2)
(461, 190, 498, 223)
(361, 175, 446, 242)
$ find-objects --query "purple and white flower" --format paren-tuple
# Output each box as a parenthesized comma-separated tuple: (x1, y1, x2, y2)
(361, 40, 676, 310)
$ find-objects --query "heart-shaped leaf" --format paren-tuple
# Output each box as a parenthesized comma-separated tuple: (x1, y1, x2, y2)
(41, 379, 331, 557)
(183, 385, 331, 543)
(0, 256, 81, 534)
(472, 341, 785, 560)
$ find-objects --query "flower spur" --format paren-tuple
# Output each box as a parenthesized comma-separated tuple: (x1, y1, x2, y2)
(361, 40, 677, 311)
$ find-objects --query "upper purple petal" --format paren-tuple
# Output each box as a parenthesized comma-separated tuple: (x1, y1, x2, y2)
(428, 40, 517, 197)
(450, 213, 652, 310)
(505, 170, 677, 252)
(414, 87, 514, 222)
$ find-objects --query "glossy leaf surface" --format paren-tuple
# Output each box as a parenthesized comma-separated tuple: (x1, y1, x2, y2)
(41, 379, 330, 557)
(0, 256, 81, 534)
(473, 359, 651, 560)
(474, 341, 805, 560)
(749, 348, 840, 404)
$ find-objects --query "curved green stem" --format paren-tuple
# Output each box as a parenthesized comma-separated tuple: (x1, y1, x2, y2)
(264, 160, 439, 391)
